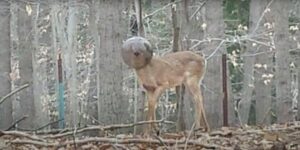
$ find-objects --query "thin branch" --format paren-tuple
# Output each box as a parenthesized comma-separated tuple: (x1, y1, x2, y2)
(189, 38, 224, 50)
(144, 0, 182, 19)
(206, 40, 226, 60)
(246, 38, 275, 49)
(250, 0, 274, 36)
(0, 83, 30, 105)
(5, 115, 28, 131)
(260, 107, 272, 125)
(44, 119, 174, 139)
(34, 119, 64, 131)
(189, 0, 206, 20)
(241, 50, 275, 57)
(184, 122, 195, 150)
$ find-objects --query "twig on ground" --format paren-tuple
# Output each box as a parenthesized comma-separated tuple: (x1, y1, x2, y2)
(44, 119, 174, 139)
(0, 130, 45, 142)
(34, 119, 64, 131)
(184, 122, 195, 150)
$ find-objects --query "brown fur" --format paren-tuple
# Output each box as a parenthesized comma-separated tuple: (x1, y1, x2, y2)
(135, 51, 210, 132)
(121, 37, 210, 133)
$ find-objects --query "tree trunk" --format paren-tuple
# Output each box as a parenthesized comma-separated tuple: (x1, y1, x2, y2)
(40, 1, 57, 128)
(12, 2, 35, 129)
(97, 0, 130, 126)
(0, 0, 12, 130)
(31, 2, 51, 128)
(272, 0, 292, 123)
(289, 0, 300, 121)
(175, 0, 197, 131)
(87, 0, 101, 127)
(66, 1, 79, 127)
(202, 0, 224, 129)
(246, 0, 272, 125)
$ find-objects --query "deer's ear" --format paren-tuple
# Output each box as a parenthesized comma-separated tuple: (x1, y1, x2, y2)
(143, 41, 152, 55)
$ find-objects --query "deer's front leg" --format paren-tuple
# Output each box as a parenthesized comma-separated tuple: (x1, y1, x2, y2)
(145, 87, 164, 134)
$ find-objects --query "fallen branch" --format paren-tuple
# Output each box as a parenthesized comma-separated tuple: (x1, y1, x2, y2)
(0, 83, 30, 105)
(34, 119, 64, 131)
(35, 128, 72, 135)
(5, 115, 28, 131)
(10, 137, 230, 149)
(44, 119, 174, 139)
(0, 130, 45, 142)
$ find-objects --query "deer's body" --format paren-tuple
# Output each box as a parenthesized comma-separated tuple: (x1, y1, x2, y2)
(136, 51, 205, 91)
(121, 37, 210, 133)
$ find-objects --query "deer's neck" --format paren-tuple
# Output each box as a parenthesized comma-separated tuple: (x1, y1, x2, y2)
(135, 60, 155, 79)
(134, 59, 161, 88)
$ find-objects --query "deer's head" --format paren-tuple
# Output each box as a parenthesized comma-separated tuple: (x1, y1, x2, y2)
(121, 36, 153, 69)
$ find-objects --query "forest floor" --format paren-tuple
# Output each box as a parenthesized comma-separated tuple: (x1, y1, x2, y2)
(0, 121, 300, 150)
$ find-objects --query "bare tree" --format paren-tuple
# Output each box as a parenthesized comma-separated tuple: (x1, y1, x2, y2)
(175, 0, 194, 131)
(10, 2, 35, 129)
(0, 0, 12, 130)
(272, 0, 292, 123)
(238, 12, 256, 126)
(251, 0, 273, 125)
(66, 0, 79, 127)
(293, 4, 300, 121)
(176, 0, 206, 131)
(289, 0, 300, 121)
(31, 2, 52, 128)
(202, 0, 224, 128)
(97, 0, 130, 126)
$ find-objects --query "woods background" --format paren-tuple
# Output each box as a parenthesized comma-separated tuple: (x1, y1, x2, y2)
(0, 0, 299, 134)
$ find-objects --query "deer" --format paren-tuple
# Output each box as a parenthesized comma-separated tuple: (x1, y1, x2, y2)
(121, 36, 210, 133)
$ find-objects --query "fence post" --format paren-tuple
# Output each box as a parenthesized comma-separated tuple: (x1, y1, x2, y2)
(57, 53, 65, 128)
(222, 54, 228, 126)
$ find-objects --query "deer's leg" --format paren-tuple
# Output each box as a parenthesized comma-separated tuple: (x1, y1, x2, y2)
(185, 77, 210, 131)
(145, 87, 164, 134)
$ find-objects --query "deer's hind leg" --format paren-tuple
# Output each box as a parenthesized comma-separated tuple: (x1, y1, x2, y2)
(185, 77, 210, 131)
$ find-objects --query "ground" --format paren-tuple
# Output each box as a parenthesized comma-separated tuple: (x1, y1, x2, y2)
(0, 121, 300, 150)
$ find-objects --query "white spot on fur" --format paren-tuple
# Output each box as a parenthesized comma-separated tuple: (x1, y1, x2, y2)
(184, 71, 191, 76)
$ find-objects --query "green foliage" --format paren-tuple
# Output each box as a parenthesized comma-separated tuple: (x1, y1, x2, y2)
(223, 0, 249, 31)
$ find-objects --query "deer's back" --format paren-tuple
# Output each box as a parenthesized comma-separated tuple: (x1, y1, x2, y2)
(161, 51, 205, 75)
(146, 51, 206, 87)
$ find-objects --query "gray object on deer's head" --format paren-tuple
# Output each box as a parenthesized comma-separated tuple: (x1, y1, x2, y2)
(121, 36, 153, 69)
